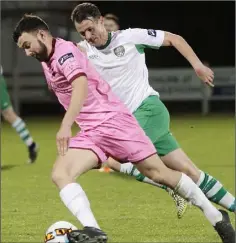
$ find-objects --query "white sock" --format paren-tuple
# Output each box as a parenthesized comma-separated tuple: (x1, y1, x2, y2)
(60, 183, 100, 229)
(176, 173, 222, 226)
(120, 163, 136, 175)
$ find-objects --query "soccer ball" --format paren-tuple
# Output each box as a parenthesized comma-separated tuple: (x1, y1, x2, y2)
(45, 221, 78, 243)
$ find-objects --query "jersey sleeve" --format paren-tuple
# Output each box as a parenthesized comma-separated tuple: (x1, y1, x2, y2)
(123, 28, 165, 49)
(56, 44, 87, 83)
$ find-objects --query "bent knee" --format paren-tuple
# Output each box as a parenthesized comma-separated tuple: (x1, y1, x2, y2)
(51, 169, 66, 185)
(51, 165, 73, 188)
(180, 163, 200, 182)
(2, 108, 18, 123)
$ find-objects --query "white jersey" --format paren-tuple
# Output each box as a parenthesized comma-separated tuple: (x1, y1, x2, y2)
(79, 28, 165, 113)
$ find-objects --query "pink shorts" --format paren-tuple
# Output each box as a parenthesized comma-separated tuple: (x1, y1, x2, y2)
(69, 112, 156, 164)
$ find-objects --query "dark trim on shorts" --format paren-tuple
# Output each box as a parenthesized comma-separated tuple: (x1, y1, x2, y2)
(69, 147, 102, 169)
(131, 152, 157, 164)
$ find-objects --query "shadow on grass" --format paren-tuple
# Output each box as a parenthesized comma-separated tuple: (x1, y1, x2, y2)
(1, 164, 19, 171)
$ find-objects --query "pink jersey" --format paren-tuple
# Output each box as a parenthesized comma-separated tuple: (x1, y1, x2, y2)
(41, 38, 129, 131)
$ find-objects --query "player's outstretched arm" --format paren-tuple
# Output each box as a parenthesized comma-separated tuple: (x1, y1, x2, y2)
(161, 32, 214, 86)
(162, 32, 201, 67)
(126, 28, 214, 86)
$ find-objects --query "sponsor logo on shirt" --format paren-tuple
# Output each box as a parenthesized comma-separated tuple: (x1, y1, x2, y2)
(147, 29, 156, 37)
(58, 53, 74, 65)
(113, 45, 125, 57)
(88, 54, 99, 59)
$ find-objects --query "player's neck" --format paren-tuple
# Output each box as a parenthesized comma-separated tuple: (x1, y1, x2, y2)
(97, 31, 111, 50)
(45, 37, 56, 62)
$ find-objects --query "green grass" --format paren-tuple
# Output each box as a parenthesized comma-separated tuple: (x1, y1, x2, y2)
(1, 114, 235, 242)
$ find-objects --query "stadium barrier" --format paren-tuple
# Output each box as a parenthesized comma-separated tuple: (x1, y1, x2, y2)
(148, 67, 235, 114)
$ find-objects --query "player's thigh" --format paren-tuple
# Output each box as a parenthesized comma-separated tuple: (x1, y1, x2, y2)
(52, 133, 107, 179)
(160, 148, 200, 182)
(52, 148, 99, 179)
(93, 113, 157, 163)
(133, 95, 170, 144)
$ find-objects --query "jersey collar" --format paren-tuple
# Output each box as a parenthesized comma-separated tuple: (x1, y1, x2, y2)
(97, 32, 112, 50)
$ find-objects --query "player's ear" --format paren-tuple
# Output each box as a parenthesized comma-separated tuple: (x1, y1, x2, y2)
(37, 30, 46, 41)
(99, 16, 104, 25)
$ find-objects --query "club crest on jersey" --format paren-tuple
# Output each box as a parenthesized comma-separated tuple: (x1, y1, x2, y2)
(58, 53, 74, 65)
(113, 45, 125, 57)
(147, 29, 156, 37)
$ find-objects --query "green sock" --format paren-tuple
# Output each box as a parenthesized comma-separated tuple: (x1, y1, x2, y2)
(12, 117, 34, 147)
(197, 171, 235, 212)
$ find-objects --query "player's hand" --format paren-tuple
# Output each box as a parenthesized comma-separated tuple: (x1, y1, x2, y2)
(56, 125, 72, 156)
(194, 63, 214, 87)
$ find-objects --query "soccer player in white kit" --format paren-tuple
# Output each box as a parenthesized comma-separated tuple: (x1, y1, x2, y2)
(71, 2, 235, 220)
(102, 12, 189, 218)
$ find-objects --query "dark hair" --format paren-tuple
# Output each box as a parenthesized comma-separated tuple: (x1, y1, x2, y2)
(71, 3, 101, 24)
(13, 14, 49, 43)
(104, 13, 119, 25)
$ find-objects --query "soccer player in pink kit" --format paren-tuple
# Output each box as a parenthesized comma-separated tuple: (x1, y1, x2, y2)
(13, 15, 234, 243)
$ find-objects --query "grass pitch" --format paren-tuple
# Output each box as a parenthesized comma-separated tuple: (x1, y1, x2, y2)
(1, 114, 235, 242)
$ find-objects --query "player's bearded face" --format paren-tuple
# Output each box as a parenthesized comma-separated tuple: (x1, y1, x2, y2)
(18, 32, 49, 62)
(33, 39, 48, 62)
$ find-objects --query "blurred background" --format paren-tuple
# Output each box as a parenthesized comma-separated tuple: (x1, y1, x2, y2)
(1, 1, 235, 116)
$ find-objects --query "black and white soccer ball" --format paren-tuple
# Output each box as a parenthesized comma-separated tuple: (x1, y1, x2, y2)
(44, 221, 78, 243)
